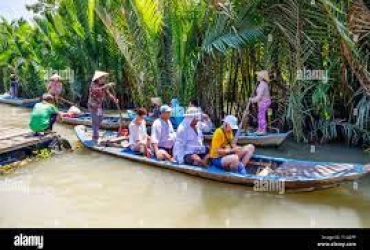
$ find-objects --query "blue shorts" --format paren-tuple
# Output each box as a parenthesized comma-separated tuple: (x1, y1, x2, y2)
(211, 158, 223, 169)
(211, 157, 247, 174)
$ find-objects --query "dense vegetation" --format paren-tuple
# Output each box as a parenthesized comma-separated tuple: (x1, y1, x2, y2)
(0, 0, 370, 147)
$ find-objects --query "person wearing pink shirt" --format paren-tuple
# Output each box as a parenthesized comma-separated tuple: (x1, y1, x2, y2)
(47, 74, 63, 102)
(250, 70, 272, 135)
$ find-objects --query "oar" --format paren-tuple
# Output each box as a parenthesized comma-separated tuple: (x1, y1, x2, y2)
(108, 83, 124, 137)
(59, 97, 88, 112)
(233, 84, 257, 144)
(233, 99, 252, 144)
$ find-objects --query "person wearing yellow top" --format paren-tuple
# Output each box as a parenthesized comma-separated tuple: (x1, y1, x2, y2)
(209, 115, 255, 175)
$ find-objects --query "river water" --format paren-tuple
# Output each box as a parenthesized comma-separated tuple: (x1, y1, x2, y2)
(1, 104, 370, 228)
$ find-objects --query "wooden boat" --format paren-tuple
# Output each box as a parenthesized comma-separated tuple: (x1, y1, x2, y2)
(75, 125, 370, 192)
(204, 130, 292, 147)
(60, 112, 154, 130)
(0, 94, 40, 108)
(0, 128, 59, 168)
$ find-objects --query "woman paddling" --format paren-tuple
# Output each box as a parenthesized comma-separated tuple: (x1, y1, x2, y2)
(88, 70, 118, 143)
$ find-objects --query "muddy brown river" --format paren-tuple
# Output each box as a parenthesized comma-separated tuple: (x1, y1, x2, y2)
(1, 104, 370, 228)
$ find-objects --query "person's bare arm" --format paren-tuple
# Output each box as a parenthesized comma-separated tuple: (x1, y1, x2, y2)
(105, 89, 118, 104)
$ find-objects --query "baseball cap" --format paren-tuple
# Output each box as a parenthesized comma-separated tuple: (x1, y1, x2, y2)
(222, 115, 238, 130)
(160, 105, 172, 113)
(42, 93, 54, 101)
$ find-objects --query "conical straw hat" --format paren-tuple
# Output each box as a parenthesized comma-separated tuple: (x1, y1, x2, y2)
(151, 97, 162, 106)
(50, 73, 62, 81)
(256, 70, 270, 82)
(92, 70, 109, 82)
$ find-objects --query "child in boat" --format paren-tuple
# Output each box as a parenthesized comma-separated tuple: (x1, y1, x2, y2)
(29, 94, 62, 134)
(250, 70, 271, 135)
(128, 108, 152, 157)
(173, 107, 209, 166)
(88, 70, 118, 143)
(47, 73, 63, 103)
(209, 115, 255, 175)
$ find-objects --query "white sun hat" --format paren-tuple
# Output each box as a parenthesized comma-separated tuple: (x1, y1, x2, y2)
(222, 115, 238, 130)
(92, 70, 109, 82)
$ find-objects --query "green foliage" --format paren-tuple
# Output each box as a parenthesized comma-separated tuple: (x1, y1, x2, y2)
(0, 0, 369, 148)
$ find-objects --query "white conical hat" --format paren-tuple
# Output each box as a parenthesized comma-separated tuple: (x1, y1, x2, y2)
(50, 73, 61, 81)
(256, 70, 270, 82)
(92, 70, 109, 82)
(151, 97, 162, 105)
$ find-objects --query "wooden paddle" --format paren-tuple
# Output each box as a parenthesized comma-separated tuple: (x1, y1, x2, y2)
(108, 83, 124, 138)
(233, 85, 257, 144)
(59, 97, 88, 112)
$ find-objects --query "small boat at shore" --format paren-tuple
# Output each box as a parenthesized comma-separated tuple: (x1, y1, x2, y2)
(60, 112, 154, 129)
(75, 125, 370, 192)
(204, 130, 292, 147)
(0, 128, 60, 170)
(0, 94, 40, 108)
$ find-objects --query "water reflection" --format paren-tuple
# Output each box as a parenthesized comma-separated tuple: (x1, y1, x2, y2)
(0, 104, 370, 228)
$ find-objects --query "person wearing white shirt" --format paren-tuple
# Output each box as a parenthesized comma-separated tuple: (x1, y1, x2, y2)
(150, 105, 176, 161)
(173, 107, 209, 166)
(129, 108, 151, 156)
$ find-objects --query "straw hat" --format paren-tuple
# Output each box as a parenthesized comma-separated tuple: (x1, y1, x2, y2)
(151, 97, 162, 106)
(92, 70, 109, 82)
(256, 70, 270, 82)
(50, 73, 62, 81)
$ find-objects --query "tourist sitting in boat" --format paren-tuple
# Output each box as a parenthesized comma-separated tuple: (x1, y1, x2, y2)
(9, 74, 19, 99)
(209, 115, 255, 175)
(173, 107, 209, 167)
(47, 73, 63, 103)
(88, 70, 118, 143)
(29, 93, 61, 134)
(150, 105, 176, 162)
(128, 107, 152, 157)
(188, 99, 214, 133)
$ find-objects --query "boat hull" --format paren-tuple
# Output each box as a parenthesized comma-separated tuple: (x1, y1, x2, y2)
(0, 95, 40, 108)
(204, 131, 292, 147)
(75, 125, 370, 192)
(60, 113, 154, 130)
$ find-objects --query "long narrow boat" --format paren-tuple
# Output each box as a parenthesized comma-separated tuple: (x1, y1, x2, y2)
(204, 130, 292, 147)
(0, 94, 40, 108)
(75, 125, 370, 192)
(60, 112, 154, 130)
